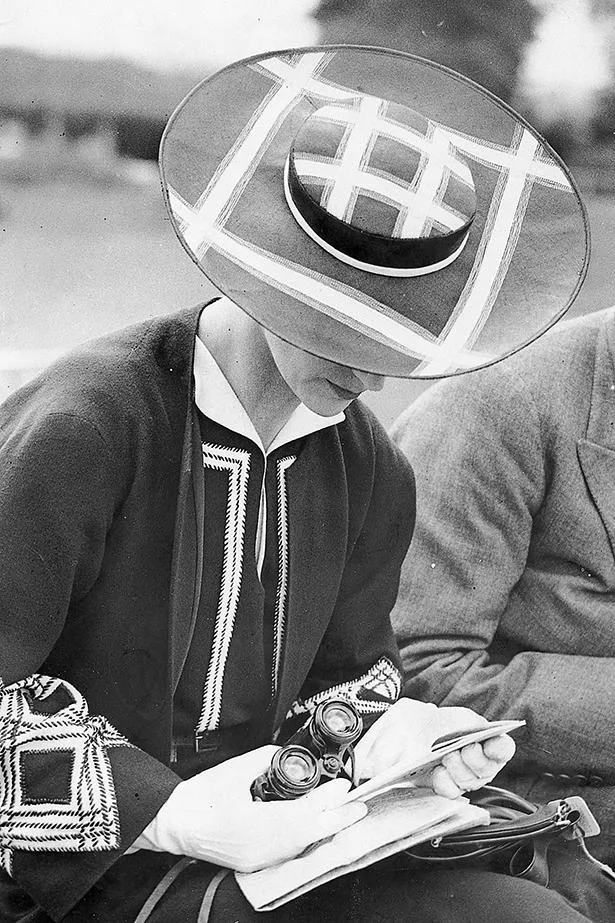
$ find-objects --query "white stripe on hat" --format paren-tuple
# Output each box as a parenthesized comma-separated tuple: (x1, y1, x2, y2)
(417, 128, 540, 375)
(443, 125, 572, 189)
(322, 95, 383, 221)
(398, 125, 454, 238)
(254, 56, 358, 103)
(292, 157, 466, 233)
(314, 102, 474, 187)
(170, 186, 490, 368)
(184, 53, 333, 259)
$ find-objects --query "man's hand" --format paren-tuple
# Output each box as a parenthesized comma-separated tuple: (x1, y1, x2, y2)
(353, 699, 516, 797)
(135, 745, 367, 872)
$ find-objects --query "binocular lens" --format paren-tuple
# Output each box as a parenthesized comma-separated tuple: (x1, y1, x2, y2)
(322, 704, 356, 734)
(280, 751, 317, 784)
(251, 745, 322, 801)
(251, 698, 364, 801)
(315, 699, 362, 745)
(269, 745, 321, 797)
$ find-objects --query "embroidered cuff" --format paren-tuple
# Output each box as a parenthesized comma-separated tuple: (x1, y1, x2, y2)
(0, 674, 132, 876)
(286, 656, 402, 725)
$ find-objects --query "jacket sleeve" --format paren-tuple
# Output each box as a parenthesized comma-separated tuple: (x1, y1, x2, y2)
(285, 419, 416, 732)
(389, 368, 615, 777)
(0, 408, 181, 921)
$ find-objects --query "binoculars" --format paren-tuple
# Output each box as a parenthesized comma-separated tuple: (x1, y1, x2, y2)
(251, 698, 363, 801)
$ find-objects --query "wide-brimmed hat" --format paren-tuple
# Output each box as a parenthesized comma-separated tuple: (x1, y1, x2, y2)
(159, 45, 589, 378)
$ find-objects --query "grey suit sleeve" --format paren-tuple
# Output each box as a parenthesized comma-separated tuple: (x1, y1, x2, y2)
(389, 368, 615, 776)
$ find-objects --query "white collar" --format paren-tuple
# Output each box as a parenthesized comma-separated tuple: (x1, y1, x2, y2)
(193, 335, 344, 454)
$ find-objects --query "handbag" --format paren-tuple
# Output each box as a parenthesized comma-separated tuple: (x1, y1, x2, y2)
(402, 784, 615, 887)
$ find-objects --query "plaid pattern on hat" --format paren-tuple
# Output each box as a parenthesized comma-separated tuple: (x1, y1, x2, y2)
(292, 98, 475, 241)
(160, 47, 589, 378)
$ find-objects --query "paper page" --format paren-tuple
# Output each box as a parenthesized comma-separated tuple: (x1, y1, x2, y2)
(342, 719, 525, 804)
(236, 791, 489, 911)
(236, 717, 523, 910)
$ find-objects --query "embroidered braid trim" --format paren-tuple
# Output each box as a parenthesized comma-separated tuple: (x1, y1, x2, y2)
(0, 674, 132, 875)
(286, 656, 402, 721)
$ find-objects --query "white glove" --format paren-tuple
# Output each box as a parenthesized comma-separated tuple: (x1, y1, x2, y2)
(133, 745, 367, 873)
(354, 699, 516, 798)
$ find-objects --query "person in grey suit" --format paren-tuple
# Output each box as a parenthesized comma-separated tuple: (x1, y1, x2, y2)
(390, 306, 615, 864)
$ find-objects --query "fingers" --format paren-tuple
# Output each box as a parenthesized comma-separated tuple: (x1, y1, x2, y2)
(441, 750, 489, 793)
(293, 780, 367, 848)
(301, 777, 352, 811)
(483, 734, 516, 763)
(227, 786, 367, 873)
(456, 741, 494, 776)
(311, 801, 368, 842)
(431, 734, 517, 798)
(450, 734, 515, 779)
(431, 764, 464, 799)
(434, 706, 488, 738)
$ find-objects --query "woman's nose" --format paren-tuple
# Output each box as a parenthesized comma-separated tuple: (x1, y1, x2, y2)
(353, 370, 386, 393)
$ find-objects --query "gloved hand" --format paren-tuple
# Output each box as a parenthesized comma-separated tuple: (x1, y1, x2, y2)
(353, 699, 516, 798)
(133, 745, 367, 872)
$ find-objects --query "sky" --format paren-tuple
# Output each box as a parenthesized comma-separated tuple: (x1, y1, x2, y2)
(0, 0, 319, 70)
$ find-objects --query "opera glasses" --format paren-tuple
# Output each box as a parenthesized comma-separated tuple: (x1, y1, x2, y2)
(251, 698, 363, 801)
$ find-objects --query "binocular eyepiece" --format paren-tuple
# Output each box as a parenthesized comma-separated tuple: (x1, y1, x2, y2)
(251, 698, 363, 801)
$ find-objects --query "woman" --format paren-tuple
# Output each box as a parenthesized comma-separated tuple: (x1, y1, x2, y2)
(0, 45, 607, 922)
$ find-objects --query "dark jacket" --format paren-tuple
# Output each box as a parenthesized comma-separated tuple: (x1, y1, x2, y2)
(0, 303, 415, 919)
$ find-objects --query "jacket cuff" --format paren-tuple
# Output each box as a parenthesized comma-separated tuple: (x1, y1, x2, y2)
(0, 674, 181, 921)
(280, 656, 402, 740)
(9, 745, 181, 921)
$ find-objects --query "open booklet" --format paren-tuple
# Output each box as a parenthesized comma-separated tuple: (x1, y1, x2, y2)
(236, 718, 525, 911)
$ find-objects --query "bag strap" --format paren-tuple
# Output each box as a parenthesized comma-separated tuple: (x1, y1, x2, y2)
(404, 785, 580, 885)
(197, 868, 232, 923)
(509, 839, 552, 886)
(134, 857, 196, 923)
(133, 860, 231, 923)
(439, 803, 568, 847)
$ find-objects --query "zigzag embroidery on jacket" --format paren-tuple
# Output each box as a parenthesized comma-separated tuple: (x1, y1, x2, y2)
(0, 674, 132, 876)
(197, 445, 297, 732)
(286, 656, 402, 721)
(197, 444, 251, 733)
(271, 455, 296, 699)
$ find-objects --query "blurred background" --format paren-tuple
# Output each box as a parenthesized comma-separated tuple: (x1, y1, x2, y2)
(0, 0, 613, 423)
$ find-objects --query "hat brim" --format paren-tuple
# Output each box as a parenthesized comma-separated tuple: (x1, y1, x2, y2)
(160, 45, 589, 379)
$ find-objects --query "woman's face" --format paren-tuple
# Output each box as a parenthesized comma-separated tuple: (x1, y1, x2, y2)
(264, 330, 386, 416)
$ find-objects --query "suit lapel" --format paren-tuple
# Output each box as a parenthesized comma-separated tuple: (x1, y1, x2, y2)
(578, 440, 615, 557)
(577, 316, 615, 559)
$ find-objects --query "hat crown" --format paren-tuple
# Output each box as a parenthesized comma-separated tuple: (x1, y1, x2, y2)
(285, 96, 477, 276)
